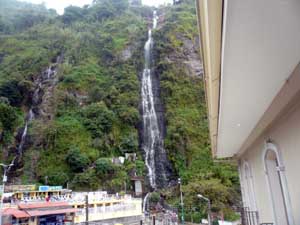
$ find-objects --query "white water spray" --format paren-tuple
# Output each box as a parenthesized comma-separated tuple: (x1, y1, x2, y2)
(141, 11, 161, 188)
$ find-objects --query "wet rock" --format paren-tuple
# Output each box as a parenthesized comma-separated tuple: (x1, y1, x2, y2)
(121, 46, 133, 61)
(165, 34, 203, 78)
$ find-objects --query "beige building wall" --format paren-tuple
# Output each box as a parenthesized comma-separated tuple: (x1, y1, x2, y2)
(240, 98, 300, 224)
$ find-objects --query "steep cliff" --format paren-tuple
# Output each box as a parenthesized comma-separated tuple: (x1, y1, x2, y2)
(0, 0, 240, 221)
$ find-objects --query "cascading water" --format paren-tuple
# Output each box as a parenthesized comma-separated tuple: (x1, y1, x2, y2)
(141, 10, 172, 192)
(8, 56, 61, 174)
(143, 192, 150, 212)
(17, 109, 34, 155)
(141, 11, 161, 189)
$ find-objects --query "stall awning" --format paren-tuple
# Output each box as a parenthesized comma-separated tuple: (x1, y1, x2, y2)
(18, 202, 69, 209)
(3, 208, 30, 218)
(26, 208, 78, 217)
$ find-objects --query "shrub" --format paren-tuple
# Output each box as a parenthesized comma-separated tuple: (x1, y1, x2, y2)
(80, 102, 115, 138)
(66, 147, 90, 172)
(95, 158, 114, 176)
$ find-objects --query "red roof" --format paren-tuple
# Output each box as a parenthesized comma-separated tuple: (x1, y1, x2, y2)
(18, 202, 69, 209)
(2, 208, 30, 218)
(26, 208, 78, 217)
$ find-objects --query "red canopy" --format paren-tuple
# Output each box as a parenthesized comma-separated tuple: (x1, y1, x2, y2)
(26, 208, 78, 217)
(18, 202, 69, 209)
(2, 208, 30, 218)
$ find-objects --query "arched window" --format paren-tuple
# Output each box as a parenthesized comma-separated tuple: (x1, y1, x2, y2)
(241, 161, 257, 211)
(263, 142, 294, 225)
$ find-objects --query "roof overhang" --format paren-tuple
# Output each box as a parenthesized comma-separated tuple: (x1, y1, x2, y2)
(26, 208, 78, 217)
(196, 0, 223, 156)
(197, 0, 300, 158)
(3, 208, 30, 218)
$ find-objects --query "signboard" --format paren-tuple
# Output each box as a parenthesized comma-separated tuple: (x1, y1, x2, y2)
(39, 186, 49, 192)
(39, 186, 63, 192)
(49, 186, 63, 191)
(135, 180, 142, 194)
(5, 185, 36, 192)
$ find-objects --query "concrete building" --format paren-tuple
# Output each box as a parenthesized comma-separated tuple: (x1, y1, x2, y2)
(2, 202, 77, 225)
(196, 0, 300, 224)
(1, 188, 142, 225)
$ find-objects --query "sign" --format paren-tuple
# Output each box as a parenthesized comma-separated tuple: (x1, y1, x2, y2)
(39, 186, 49, 192)
(5, 185, 36, 192)
(39, 186, 63, 192)
(49, 186, 63, 191)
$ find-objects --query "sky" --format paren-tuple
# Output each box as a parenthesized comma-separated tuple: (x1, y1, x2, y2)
(21, 0, 173, 15)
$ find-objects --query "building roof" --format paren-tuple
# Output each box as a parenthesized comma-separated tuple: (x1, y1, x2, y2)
(26, 208, 78, 217)
(197, 0, 300, 158)
(131, 176, 144, 181)
(18, 202, 69, 209)
(3, 208, 30, 218)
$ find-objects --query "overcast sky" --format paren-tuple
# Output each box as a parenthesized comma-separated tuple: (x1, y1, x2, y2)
(20, 0, 173, 14)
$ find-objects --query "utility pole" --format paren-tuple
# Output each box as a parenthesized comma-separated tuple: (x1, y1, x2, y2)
(0, 163, 13, 225)
(197, 194, 211, 225)
(178, 178, 184, 224)
(85, 194, 89, 225)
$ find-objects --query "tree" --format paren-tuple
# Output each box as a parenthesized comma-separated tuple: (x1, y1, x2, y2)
(80, 102, 115, 138)
(0, 80, 23, 106)
(62, 6, 85, 24)
(119, 135, 138, 153)
(95, 158, 114, 176)
(0, 102, 18, 143)
(66, 147, 90, 172)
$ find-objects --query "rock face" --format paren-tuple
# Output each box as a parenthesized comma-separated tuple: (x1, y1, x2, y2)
(8, 55, 63, 182)
(121, 46, 133, 61)
(165, 34, 203, 77)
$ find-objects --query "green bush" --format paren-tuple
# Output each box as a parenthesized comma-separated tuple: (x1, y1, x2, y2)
(0, 80, 23, 106)
(149, 192, 160, 204)
(0, 102, 19, 143)
(80, 102, 115, 138)
(66, 147, 90, 172)
(95, 158, 114, 176)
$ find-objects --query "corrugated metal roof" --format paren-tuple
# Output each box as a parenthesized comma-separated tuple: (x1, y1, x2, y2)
(3, 208, 30, 218)
(26, 208, 78, 217)
(18, 202, 69, 209)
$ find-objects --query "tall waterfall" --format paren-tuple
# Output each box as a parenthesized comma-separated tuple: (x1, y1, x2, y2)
(141, 11, 171, 189)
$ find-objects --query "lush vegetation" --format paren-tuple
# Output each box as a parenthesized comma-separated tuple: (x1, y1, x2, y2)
(153, 1, 241, 221)
(0, 0, 149, 192)
(0, 0, 240, 221)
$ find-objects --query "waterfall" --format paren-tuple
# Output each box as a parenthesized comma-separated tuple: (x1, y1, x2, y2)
(143, 192, 150, 212)
(13, 56, 60, 165)
(141, 11, 160, 189)
(141, 10, 171, 190)
(17, 109, 34, 155)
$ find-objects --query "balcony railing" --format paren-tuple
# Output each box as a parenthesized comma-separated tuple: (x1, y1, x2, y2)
(240, 207, 259, 225)
(240, 207, 274, 225)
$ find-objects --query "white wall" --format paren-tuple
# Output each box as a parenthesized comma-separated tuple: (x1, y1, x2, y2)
(239, 99, 300, 224)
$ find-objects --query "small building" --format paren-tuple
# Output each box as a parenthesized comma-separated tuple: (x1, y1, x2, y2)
(2, 202, 77, 225)
(70, 192, 142, 224)
(3, 185, 71, 203)
(130, 176, 143, 197)
(2, 208, 30, 225)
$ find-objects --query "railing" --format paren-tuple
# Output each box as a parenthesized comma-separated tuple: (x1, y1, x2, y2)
(240, 207, 259, 225)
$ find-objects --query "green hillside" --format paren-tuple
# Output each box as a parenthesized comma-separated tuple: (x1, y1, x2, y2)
(0, 0, 240, 221)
